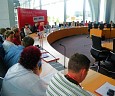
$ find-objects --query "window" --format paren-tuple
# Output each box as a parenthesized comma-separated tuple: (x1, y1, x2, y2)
(66, 0, 83, 22)
(99, 0, 106, 22)
(85, 0, 92, 22)
(42, 0, 64, 25)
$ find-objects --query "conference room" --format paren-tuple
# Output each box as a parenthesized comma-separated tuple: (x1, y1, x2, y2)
(0, 0, 115, 96)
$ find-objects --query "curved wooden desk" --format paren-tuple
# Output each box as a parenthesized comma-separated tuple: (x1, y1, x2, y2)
(29, 27, 115, 96)
(47, 27, 88, 44)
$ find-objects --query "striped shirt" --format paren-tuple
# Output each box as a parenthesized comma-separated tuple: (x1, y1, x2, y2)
(46, 72, 93, 96)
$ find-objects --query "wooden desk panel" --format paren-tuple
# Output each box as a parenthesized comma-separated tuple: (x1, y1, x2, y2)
(47, 27, 88, 44)
(90, 28, 115, 38)
(90, 29, 102, 37)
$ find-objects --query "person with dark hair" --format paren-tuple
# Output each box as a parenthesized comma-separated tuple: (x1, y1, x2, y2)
(1, 46, 47, 96)
(24, 23, 32, 36)
(2, 30, 15, 52)
(6, 27, 11, 30)
(0, 28, 6, 43)
(4, 36, 34, 68)
(46, 53, 93, 96)
(12, 27, 21, 45)
(32, 22, 39, 33)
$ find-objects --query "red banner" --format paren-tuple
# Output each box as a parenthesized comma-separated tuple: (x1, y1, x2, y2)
(17, 7, 47, 30)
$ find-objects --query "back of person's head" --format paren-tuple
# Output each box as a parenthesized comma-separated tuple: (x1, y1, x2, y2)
(35, 22, 39, 26)
(21, 27, 24, 32)
(22, 36, 34, 47)
(68, 53, 90, 73)
(12, 27, 19, 33)
(0, 28, 6, 35)
(19, 46, 41, 70)
(6, 27, 11, 30)
(4, 30, 14, 39)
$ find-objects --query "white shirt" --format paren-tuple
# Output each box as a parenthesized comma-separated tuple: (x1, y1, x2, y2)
(24, 28, 32, 36)
(1, 63, 47, 96)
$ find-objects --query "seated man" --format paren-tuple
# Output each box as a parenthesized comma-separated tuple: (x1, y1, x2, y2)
(0, 28, 6, 43)
(46, 53, 93, 96)
(1, 46, 47, 96)
(32, 22, 39, 33)
(4, 36, 34, 68)
(2, 30, 16, 52)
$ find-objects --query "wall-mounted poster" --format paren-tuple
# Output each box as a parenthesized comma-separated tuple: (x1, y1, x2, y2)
(17, 7, 47, 30)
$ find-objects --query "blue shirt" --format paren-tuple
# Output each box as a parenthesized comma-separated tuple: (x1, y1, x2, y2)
(4, 45, 24, 68)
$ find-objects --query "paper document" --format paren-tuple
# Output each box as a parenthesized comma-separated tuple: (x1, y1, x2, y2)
(95, 82, 115, 96)
(41, 53, 49, 58)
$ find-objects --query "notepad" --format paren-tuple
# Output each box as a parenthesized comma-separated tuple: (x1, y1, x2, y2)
(95, 82, 115, 96)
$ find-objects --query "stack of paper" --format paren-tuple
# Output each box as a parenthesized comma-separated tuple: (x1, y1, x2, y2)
(95, 82, 115, 96)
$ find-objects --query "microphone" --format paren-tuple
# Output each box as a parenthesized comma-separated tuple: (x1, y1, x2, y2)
(59, 43, 65, 47)
(59, 43, 66, 68)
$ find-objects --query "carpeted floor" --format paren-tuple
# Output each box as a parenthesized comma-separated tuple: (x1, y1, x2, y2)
(51, 34, 115, 79)
(51, 34, 95, 64)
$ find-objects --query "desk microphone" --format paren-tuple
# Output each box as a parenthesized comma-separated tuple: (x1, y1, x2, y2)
(109, 26, 111, 42)
(59, 43, 66, 68)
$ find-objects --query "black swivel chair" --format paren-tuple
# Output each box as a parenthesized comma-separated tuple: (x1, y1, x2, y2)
(100, 39, 115, 78)
(87, 23, 92, 38)
(90, 35, 110, 71)
(94, 24, 99, 28)
(0, 77, 3, 94)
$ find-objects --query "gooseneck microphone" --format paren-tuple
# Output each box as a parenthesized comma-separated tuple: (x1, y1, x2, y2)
(59, 43, 66, 68)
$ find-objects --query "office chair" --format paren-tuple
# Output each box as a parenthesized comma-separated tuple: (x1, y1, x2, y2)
(113, 24, 115, 28)
(94, 24, 99, 28)
(90, 35, 110, 71)
(87, 23, 92, 38)
(0, 77, 3, 94)
(106, 24, 111, 28)
(101, 39, 115, 75)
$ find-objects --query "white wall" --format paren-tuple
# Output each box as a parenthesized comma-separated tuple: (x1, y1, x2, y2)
(0, 0, 15, 28)
(110, 0, 115, 23)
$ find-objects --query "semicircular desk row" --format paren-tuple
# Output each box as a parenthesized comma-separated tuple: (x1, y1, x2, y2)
(29, 27, 115, 96)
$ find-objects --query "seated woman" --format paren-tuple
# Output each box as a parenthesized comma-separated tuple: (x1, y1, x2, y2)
(1, 46, 47, 96)
(12, 27, 21, 45)
(24, 23, 32, 36)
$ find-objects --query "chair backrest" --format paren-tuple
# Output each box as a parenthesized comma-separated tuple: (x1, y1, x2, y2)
(88, 23, 92, 29)
(106, 24, 111, 28)
(113, 24, 115, 28)
(99, 24, 104, 30)
(94, 24, 98, 28)
(92, 35, 102, 50)
(113, 38, 115, 53)
(0, 77, 3, 92)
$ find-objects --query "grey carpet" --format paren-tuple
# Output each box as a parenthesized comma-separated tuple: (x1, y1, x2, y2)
(51, 34, 115, 79)
(51, 34, 95, 64)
